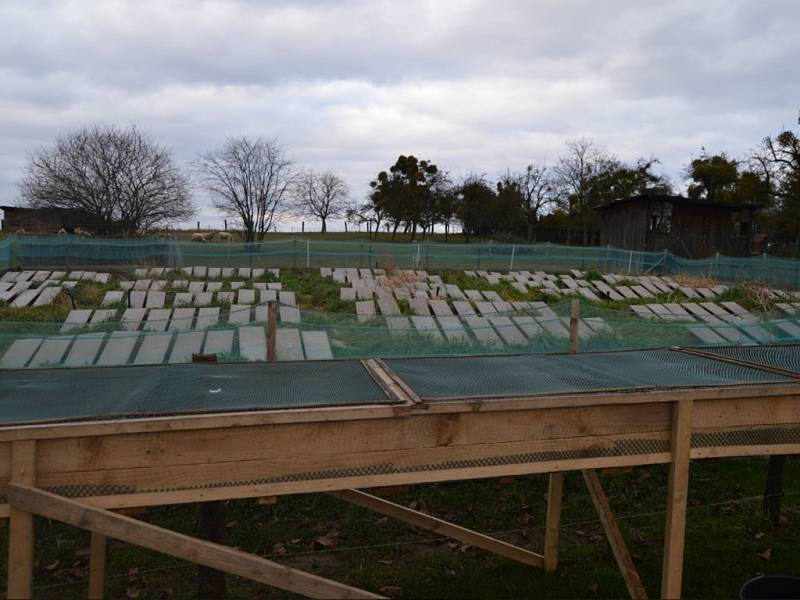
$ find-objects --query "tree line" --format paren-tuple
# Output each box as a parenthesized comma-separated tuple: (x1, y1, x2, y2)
(18, 116, 800, 249)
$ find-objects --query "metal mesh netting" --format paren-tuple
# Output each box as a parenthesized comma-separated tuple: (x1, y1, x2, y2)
(0, 360, 392, 424)
(3, 235, 800, 287)
(5, 300, 800, 367)
(385, 349, 791, 400)
(700, 344, 800, 375)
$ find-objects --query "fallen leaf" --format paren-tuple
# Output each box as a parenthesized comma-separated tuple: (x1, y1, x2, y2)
(754, 532, 766, 540)
(126, 588, 141, 599)
(225, 520, 239, 529)
(378, 559, 393, 565)
(291, 538, 302, 544)
(272, 542, 287, 556)
(42, 560, 59, 572)
(380, 585, 402, 597)
(758, 548, 772, 560)
(374, 517, 389, 527)
(315, 535, 336, 549)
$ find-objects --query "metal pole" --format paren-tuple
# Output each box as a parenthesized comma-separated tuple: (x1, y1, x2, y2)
(306, 239, 310, 269)
(510, 244, 516, 271)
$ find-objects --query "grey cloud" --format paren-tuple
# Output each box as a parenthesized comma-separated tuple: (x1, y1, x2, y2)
(0, 0, 798, 227)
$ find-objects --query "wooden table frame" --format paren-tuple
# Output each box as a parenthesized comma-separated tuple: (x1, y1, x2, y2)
(2, 357, 800, 599)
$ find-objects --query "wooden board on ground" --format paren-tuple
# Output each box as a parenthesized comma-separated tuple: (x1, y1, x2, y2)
(488, 316, 527, 346)
(60, 310, 93, 333)
(96, 332, 138, 366)
(301, 331, 334, 360)
(168, 331, 205, 363)
(63, 334, 105, 367)
(410, 316, 443, 341)
(203, 329, 234, 356)
(239, 327, 268, 361)
(28, 337, 72, 367)
(133, 333, 174, 365)
(275, 328, 303, 361)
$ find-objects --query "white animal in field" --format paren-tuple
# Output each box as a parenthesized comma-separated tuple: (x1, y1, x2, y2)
(14, 228, 27, 235)
(191, 232, 212, 243)
(57, 228, 68, 235)
(216, 231, 234, 242)
(74, 227, 93, 237)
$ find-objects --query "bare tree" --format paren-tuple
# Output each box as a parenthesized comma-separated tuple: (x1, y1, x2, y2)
(553, 138, 617, 244)
(506, 163, 557, 242)
(20, 125, 193, 235)
(292, 169, 349, 233)
(195, 137, 294, 242)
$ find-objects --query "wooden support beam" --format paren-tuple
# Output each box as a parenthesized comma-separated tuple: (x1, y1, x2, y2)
(582, 469, 647, 599)
(7, 483, 384, 600)
(198, 501, 227, 599)
(267, 302, 277, 362)
(569, 299, 580, 354)
(329, 489, 544, 569)
(88, 532, 106, 600)
(7, 440, 36, 600)
(543, 472, 564, 572)
(661, 399, 693, 599)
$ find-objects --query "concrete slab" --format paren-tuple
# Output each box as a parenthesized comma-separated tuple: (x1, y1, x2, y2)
(204, 329, 234, 356)
(228, 305, 252, 325)
(29, 336, 73, 367)
(121, 308, 147, 331)
(301, 331, 334, 360)
(280, 305, 301, 323)
(0, 338, 43, 368)
(143, 308, 172, 332)
(133, 332, 174, 365)
(195, 307, 220, 329)
(168, 331, 205, 363)
(169, 308, 196, 330)
(60, 309, 93, 332)
(275, 328, 303, 361)
(239, 326, 268, 361)
(96, 331, 138, 366)
(63, 333, 105, 367)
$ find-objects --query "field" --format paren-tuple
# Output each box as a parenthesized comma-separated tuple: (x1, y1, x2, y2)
(0, 459, 797, 598)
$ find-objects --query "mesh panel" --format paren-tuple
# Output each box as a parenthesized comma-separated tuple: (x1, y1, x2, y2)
(699, 344, 800, 375)
(2, 235, 800, 286)
(385, 349, 790, 400)
(0, 360, 391, 424)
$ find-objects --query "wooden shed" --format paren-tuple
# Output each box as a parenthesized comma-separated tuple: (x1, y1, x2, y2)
(597, 194, 762, 258)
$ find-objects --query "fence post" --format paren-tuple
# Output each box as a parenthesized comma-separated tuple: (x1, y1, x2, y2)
(627, 250, 633, 274)
(306, 239, 310, 269)
(569, 299, 580, 354)
(415, 243, 421, 271)
(510, 245, 516, 271)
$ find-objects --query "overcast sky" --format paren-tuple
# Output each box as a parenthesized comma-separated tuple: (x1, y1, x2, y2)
(1, 0, 798, 231)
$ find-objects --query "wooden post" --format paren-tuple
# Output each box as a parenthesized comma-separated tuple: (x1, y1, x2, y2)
(569, 299, 580, 354)
(88, 532, 107, 600)
(543, 472, 564, 571)
(267, 301, 278, 362)
(583, 469, 647, 599)
(7, 440, 36, 600)
(661, 399, 693, 599)
(198, 501, 227, 599)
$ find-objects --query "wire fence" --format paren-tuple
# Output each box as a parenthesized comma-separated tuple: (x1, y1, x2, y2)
(3, 235, 800, 288)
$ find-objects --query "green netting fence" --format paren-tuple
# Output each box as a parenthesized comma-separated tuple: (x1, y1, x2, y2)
(3, 299, 800, 367)
(2, 235, 800, 288)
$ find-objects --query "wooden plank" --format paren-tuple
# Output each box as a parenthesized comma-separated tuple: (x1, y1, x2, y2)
(436, 316, 469, 342)
(133, 333, 174, 365)
(143, 308, 171, 332)
(410, 316, 443, 341)
(488, 316, 527, 346)
(60, 309, 93, 333)
(0, 339, 43, 369)
(661, 400, 693, 599)
(239, 326, 268, 361)
(463, 315, 502, 345)
(196, 307, 220, 329)
(301, 331, 334, 360)
(203, 329, 234, 356)
(356, 301, 376, 322)
(88, 532, 106, 600)
(121, 308, 147, 331)
(8, 484, 383, 599)
(63, 334, 105, 367)
(169, 308, 196, 331)
(7, 440, 36, 600)
(543, 473, 564, 571)
(330, 489, 544, 568)
(29, 336, 72, 367)
(96, 332, 138, 366)
(168, 331, 205, 364)
(583, 470, 648, 599)
(228, 305, 252, 325)
(276, 328, 303, 361)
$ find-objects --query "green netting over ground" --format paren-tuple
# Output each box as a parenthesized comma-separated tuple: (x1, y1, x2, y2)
(385, 348, 791, 400)
(3, 299, 800, 365)
(3, 235, 800, 287)
(0, 346, 794, 425)
(0, 360, 392, 424)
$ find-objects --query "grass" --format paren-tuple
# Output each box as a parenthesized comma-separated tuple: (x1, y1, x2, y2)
(170, 230, 482, 244)
(1, 458, 797, 598)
